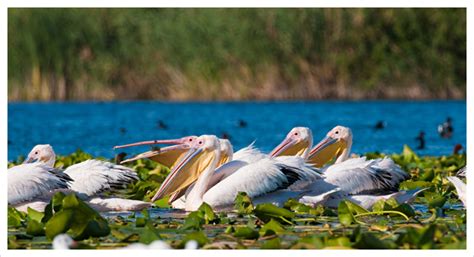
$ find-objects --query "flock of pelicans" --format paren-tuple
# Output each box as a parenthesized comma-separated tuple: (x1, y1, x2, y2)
(8, 125, 467, 215)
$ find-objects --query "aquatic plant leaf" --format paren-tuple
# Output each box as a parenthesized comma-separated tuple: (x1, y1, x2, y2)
(234, 192, 254, 214)
(417, 224, 437, 249)
(179, 231, 209, 248)
(26, 219, 45, 236)
(233, 226, 260, 240)
(337, 201, 354, 226)
(45, 209, 74, 239)
(42, 191, 66, 223)
(260, 219, 285, 236)
(394, 203, 416, 217)
(181, 211, 204, 230)
(8, 207, 26, 227)
(399, 181, 432, 190)
(45, 193, 110, 240)
(420, 169, 435, 181)
(135, 217, 146, 227)
(139, 223, 162, 244)
(261, 237, 281, 249)
(402, 145, 419, 162)
(225, 226, 235, 234)
(428, 196, 446, 209)
(284, 198, 311, 213)
(353, 232, 396, 249)
(27, 207, 44, 223)
(296, 235, 325, 249)
(254, 203, 295, 224)
(198, 202, 218, 223)
(153, 197, 171, 208)
(326, 236, 352, 248)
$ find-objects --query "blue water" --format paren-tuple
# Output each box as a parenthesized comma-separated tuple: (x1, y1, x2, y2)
(8, 101, 466, 161)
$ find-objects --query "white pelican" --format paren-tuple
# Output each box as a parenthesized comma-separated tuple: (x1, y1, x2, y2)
(270, 127, 408, 194)
(152, 135, 322, 211)
(8, 162, 73, 210)
(266, 126, 411, 207)
(447, 167, 466, 207)
(301, 188, 428, 210)
(168, 139, 268, 208)
(114, 136, 268, 208)
(22, 144, 152, 212)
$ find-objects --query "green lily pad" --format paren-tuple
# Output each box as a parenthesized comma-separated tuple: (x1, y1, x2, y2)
(234, 192, 254, 214)
(26, 219, 45, 236)
(254, 203, 295, 224)
(233, 226, 259, 240)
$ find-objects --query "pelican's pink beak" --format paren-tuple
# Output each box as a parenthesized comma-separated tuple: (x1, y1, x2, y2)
(270, 137, 296, 157)
(270, 136, 311, 158)
(113, 138, 185, 149)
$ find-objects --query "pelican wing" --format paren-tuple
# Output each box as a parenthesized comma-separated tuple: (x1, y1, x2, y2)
(322, 157, 408, 195)
(447, 176, 466, 207)
(8, 163, 73, 205)
(64, 160, 138, 197)
(203, 157, 321, 207)
(274, 156, 323, 190)
(87, 197, 153, 212)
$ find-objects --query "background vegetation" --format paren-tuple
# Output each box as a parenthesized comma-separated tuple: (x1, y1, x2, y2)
(8, 8, 466, 101)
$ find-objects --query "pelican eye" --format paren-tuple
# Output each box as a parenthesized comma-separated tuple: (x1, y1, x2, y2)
(35, 151, 38, 155)
(294, 132, 299, 136)
(198, 141, 203, 145)
(189, 138, 193, 142)
(335, 131, 339, 134)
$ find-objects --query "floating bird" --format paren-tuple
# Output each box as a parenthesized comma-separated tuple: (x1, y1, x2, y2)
(453, 144, 463, 155)
(237, 119, 247, 128)
(272, 126, 409, 195)
(415, 131, 425, 150)
(438, 117, 453, 138)
(374, 121, 386, 130)
(8, 162, 73, 210)
(152, 135, 322, 211)
(21, 144, 151, 212)
(157, 120, 168, 130)
(168, 139, 268, 208)
(307, 188, 428, 210)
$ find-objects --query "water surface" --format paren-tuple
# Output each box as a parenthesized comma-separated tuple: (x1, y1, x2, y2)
(8, 101, 466, 161)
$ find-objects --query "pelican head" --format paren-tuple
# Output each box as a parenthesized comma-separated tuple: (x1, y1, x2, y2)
(270, 127, 313, 158)
(219, 139, 233, 166)
(151, 135, 220, 202)
(118, 136, 198, 167)
(24, 144, 56, 167)
(308, 126, 352, 167)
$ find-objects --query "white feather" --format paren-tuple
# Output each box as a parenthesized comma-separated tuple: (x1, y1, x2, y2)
(64, 159, 138, 197)
(232, 142, 267, 163)
(203, 156, 321, 207)
(310, 157, 409, 196)
(8, 163, 71, 205)
(447, 176, 466, 207)
(322, 188, 427, 209)
(87, 197, 153, 212)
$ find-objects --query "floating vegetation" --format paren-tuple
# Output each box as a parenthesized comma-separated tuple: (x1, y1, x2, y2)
(7, 146, 466, 249)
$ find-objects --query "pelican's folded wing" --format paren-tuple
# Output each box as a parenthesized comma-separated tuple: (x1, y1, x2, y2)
(64, 159, 138, 197)
(8, 163, 72, 205)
